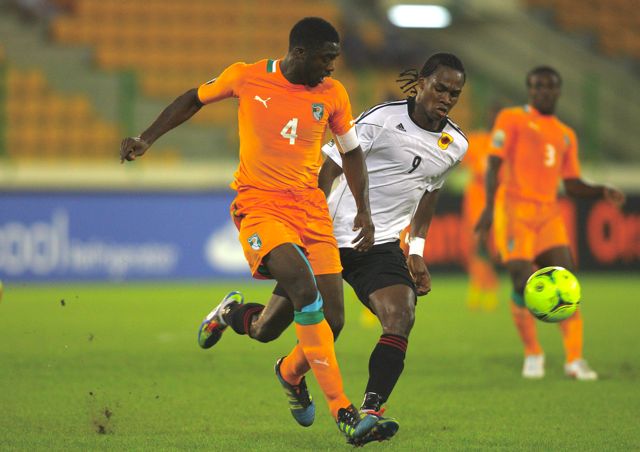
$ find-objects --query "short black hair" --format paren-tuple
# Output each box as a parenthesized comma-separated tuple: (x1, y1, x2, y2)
(289, 17, 340, 50)
(526, 66, 562, 86)
(419, 53, 466, 82)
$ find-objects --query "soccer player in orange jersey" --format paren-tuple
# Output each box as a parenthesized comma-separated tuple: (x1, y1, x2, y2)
(120, 17, 383, 444)
(475, 66, 625, 380)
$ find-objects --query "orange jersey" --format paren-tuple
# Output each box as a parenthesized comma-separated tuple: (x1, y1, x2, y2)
(464, 131, 492, 187)
(197, 59, 355, 191)
(488, 105, 580, 203)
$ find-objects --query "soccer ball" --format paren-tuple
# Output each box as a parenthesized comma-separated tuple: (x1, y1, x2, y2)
(524, 266, 580, 323)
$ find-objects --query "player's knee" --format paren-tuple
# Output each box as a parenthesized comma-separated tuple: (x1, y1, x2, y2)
(509, 272, 528, 306)
(511, 278, 527, 307)
(288, 284, 320, 310)
(380, 304, 415, 337)
(510, 290, 526, 307)
(251, 323, 283, 343)
(512, 275, 528, 295)
(324, 311, 344, 339)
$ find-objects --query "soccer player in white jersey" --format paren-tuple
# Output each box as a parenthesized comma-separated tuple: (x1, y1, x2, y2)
(318, 53, 467, 418)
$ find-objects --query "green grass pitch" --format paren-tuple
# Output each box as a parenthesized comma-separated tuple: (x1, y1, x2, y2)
(1, 274, 638, 451)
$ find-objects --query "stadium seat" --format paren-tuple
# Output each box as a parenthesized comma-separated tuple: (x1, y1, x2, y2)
(526, 0, 640, 59)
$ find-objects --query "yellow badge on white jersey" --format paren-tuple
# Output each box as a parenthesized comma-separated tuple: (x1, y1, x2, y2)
(438, 132, 453, 150)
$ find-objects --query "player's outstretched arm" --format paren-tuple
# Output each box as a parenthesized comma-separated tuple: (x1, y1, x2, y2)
(475, 155, 503, 242)
(120, 88, 203, 163)
(341, 146, 374, 252)
(563, 178, 626, 207)
(407, 189, 440, 296)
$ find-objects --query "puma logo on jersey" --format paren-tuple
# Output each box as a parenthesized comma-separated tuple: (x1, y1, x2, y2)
(396, 123, 406, 132)
(312, 358, 330, 367)
(528, 121, 540, 131)
(254, 95, 271, 108)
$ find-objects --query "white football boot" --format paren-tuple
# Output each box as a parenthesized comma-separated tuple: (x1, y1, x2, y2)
(564, 359, 598, 381)
(522, 354, 545, 379)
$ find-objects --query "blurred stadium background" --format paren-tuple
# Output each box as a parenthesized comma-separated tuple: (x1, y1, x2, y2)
(0, 0, 639, 449)
(0, 0, 637, 281)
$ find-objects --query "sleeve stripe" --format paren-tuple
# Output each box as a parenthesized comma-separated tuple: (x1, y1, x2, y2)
(446, 118, 468, 143)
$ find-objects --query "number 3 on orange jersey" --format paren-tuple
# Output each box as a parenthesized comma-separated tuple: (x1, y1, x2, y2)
(544, 143, 556, 167)
(281, 118, 299, 145)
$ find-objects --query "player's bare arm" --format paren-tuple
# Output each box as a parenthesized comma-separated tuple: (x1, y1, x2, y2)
(340, 146, 375, 252)
(318, 155, 343, 199)
(563, 178, 625, 207)
(475, 155, 503, 244)
(407, 188, 440, 295)
(120, 88, 203, 163)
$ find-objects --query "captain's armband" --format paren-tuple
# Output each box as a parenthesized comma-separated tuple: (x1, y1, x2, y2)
(335, 127, 359, 154)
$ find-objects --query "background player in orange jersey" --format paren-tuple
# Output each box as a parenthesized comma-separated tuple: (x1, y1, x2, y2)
(120, 17, 389, 445)
(475, 66, 625, 380)
(461, 105, 502, 312)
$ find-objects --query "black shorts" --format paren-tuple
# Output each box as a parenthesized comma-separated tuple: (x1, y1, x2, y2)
(340, 241, 416, 309)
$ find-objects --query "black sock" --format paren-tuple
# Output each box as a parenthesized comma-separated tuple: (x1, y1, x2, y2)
(365, 334, 408, 404)
(224, 303, 264, 335)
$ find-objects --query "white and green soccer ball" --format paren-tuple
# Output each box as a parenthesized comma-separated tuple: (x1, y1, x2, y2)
(524, 266, 581, 323)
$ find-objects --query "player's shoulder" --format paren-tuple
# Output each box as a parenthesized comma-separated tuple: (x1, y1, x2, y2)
(554, 116, 577, 136)
(445, 117, 469, 147)
(318, 76, 351, 101)
(442, 118, 468, 158)
(223, 59, 282, 80)
(491, 106, 529, 132)
(355, 99, 409, 125)
(499, 105, 528, 120)
(234, 59, 273, 75)
(322, 76, 346, 90)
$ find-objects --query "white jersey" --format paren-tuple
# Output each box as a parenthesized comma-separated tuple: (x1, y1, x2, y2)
(323, 99, 468, 248)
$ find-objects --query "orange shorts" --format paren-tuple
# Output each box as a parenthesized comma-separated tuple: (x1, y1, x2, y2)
(494, 197, 569, 262)
(230, 187, 342, 279)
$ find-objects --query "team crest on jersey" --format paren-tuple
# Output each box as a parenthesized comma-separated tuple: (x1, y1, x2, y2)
(312, 103, 324, 121)
(248, 233, 262, 250)
(438, 132, 453, 150)
(492, 129, 505, 148)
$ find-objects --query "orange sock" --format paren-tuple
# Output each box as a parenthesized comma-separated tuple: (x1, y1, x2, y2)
(471, 256, 499, 291)
(295, 320, 350, 418)
(279, 343, 310, 386)
(468, 257, 499, 311)
(510, 303, 543, 356)
(559, 310, 583, 363)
